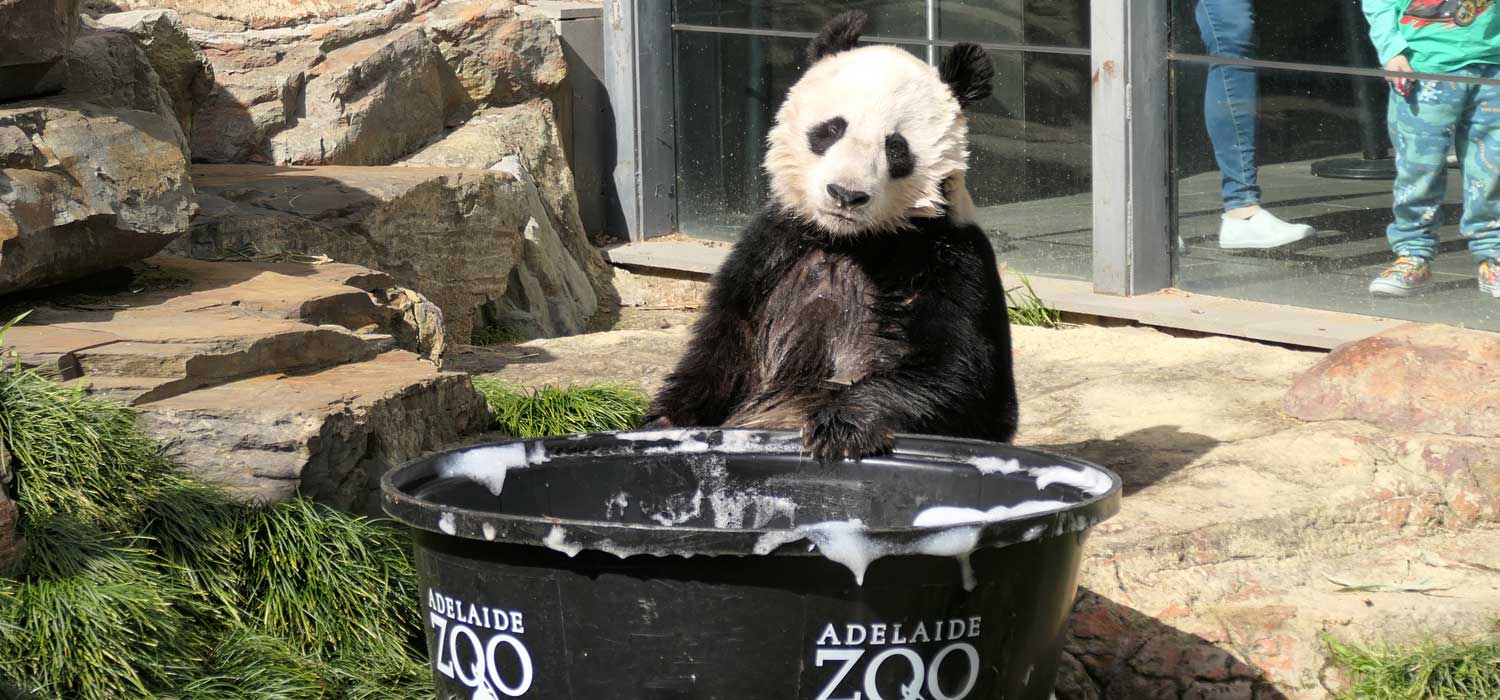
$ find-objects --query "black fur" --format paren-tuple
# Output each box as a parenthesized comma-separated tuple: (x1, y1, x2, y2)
(808, 117, 848, 156)
(644, 208, 1019, 462)
(807, 11, 869, 62)
(940, 43, 994, 107)
(885, 133, 914, 178)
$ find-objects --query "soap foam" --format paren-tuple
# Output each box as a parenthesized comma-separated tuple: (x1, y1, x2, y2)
(911, 500, 1072, 528)
(1031, 465, 1113, 496)
(439, 443, 532, 496)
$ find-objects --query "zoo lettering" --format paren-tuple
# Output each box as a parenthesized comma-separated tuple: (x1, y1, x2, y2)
(427, 588, 534, 697)
(812, 618, 983, 700)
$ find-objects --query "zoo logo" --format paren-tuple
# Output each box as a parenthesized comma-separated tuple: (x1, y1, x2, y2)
(811, 619, 983, 700)
(427, 589, 535, 698)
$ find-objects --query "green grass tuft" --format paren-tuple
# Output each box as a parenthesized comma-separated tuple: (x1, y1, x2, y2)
(0, 312, 433, 700)
(1329, 628, 1500, 700)
(472, 376, 648, 438)
(1005, 273, 1062, 328)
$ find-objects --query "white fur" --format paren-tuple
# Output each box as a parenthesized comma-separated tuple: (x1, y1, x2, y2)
(765, 45, 970, 236)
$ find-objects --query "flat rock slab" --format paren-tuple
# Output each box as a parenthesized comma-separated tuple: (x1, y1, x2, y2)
(139, 349, 489, 511)
(180, 163, 607, 342)
(475, 305, 1500, 700)
(1284, 322, 1500, 438)
(2, 256, 488, 510)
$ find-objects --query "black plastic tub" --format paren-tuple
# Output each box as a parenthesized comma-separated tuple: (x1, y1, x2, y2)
(382, 429, 1121, 700)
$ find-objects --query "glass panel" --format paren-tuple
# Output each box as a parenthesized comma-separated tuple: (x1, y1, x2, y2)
(1169, 0, 1384, 70)
(673, 31, 810, 240)
(674, 0, 926, 38)
(675, 0, 1090, 49)
(1172, 62, 1500, 332)
(964, 49, 1093, 281)
(937, 0, 1088, 48)
(674, 33, 1094, 281)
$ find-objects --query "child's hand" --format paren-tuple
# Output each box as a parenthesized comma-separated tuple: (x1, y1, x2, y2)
(1384, 55, 1414, 94)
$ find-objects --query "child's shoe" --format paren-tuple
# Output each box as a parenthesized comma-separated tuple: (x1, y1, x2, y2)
(1369, 256, 1432, 297)
(1480, 258, 1500, 297)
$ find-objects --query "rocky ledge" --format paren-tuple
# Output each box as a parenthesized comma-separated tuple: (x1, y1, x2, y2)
(2, 256, 490, 512)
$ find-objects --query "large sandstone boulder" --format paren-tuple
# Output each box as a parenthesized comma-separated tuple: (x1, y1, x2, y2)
(400, 98, 610, 311)
(168, 0, 568, 165)
(2, 255, 486, 512)
(0, 0, 81, 101)
(0, 99, 193, 294)
(269, 27, 459, 165)
(61, 23, 184, 131)
(422, 0, 566, 106)
(1284, 323, 1500, 438)
(93, 10, 216, 139)
(189, 44, 317, 163)
(82, 0, 409, 31)
(176, 164, 608, 342)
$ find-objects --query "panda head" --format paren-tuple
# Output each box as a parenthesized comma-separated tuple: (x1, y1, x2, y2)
(765, 11, 994, 236)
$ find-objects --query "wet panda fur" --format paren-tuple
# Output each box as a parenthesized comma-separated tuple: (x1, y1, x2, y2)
(644, 11, 1018, 461)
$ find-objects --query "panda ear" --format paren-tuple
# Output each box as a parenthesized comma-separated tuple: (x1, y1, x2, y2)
(807, 11, 869, 62)
(940, 43, 994, 108)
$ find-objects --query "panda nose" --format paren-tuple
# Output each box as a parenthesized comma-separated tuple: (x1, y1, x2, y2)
(827, 184, 871, 209)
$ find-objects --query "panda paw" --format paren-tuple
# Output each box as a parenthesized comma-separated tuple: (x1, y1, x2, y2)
(639, 414, 674, 429)
(803, 407, 894, 464)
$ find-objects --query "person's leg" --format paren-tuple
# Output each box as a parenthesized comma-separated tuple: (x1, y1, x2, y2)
(1196, 0, 1259, 210)
(1196, 0, 1314, 248)
(1372, 76, 1465, 295)
(1454, 65, 1500, 296)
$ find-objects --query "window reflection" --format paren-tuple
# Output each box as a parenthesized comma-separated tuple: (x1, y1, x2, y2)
(1173, 64, 1500, 331)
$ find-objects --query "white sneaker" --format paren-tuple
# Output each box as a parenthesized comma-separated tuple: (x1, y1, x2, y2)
(1218, 211, 1316, 249)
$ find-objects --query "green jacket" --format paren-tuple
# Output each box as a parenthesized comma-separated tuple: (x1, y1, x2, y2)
(1363, 0, 1500, 72)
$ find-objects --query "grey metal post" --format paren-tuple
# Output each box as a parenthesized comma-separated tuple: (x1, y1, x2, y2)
(603, 0, 677, 241)
(1090, 0, 1171, 295)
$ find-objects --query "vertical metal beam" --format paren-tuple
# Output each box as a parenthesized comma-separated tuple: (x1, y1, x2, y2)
(1090, 0, 1170, 295)
(603, 0, 677, 241)
(924, 0, 937, 65)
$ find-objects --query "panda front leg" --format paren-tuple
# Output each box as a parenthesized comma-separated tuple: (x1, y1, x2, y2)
(802, 367, 964, 462)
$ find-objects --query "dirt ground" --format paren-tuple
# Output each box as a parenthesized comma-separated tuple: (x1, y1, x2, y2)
(453, 275, 1500, 700)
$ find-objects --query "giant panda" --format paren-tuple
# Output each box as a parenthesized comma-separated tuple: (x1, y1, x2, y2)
(644, 11, 1018, 461)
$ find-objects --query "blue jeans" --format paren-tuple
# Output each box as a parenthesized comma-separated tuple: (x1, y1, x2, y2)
(1386, 64, 1500, 263)
(1196, 0, 1260, 211)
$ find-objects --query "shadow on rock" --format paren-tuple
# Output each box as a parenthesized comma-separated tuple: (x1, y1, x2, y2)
(1037, 425, 1219, 495)
(1058, 588, 1291, 700)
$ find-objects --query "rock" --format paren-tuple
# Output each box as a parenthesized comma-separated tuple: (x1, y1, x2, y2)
(401, 99, 612, 314)
(0, 255, 484, 511)
(486, 156, 598, 338)
(612, 267, 648, 307)
(0, 0, 80, 101)
(1284, 323, 1500, 438)
(421, 0, 565, 106)
(0, 99, 193, 294)
(82, 0, 407, 31)
(0, 440, 21, 574)
(381, 286, 447, 365)
(179, 163, 608, 342)
(269, 27, 456, 165)
(3, 256, 449, 398)
(189, 45, 316, 163)
(61, 24, 183, 134)
(93, 10, 216, 139)
(454, 327, 689, 393)
(138, 350, 488, 512)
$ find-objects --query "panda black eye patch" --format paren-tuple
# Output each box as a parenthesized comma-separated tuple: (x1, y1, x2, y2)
(807, 117, 848, 156)
(885, 133, 914, 179)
